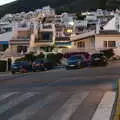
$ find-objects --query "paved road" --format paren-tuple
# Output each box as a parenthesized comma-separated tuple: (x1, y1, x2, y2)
(0, 62, 119, 120)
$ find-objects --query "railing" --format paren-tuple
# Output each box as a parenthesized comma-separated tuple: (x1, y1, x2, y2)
(11, 37, 30, 40)
(10, 40, 30, 45)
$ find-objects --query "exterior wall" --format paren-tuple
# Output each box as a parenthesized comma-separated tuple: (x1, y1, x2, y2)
(10, 44, 29, 53)
(95, 35, 120, 49)
(30, 24, 56, 48)
(9, 28, 31, 54)
(72, 37, 95, 51)
(95, 34, 120, 55)
(58, 36, 96, 54)
(10, 45, 17, 52)
(13, 30, 31, 39)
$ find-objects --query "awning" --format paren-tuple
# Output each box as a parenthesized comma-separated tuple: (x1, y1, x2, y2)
(0, 41, 8, 45)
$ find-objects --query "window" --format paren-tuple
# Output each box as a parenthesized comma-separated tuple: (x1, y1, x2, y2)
(38, 32, 53, 42)
(104, 41, 107, 48)
(108, 41, 116, 47)
(104, 41, 116, 48)
(77, 41, 85, 48)
(17, 46, 27, 53)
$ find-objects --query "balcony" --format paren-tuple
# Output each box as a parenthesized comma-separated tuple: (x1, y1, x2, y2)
(10, 39, 30, 45)
(55, 37, 70, 42)
(40, 24, 55, 32)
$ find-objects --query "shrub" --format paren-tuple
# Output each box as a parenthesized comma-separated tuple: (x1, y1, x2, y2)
(100, 49, 114, 59)
(24, 52, 36, 62)
(15, 52, 36, 62)
(47, 53, 57, 66)
(46, 53, 64, 66)
(0, 61, 7, 72)
(15, 57, 25, 62)
(55, 53, 63, 64)
(36, 53, 45, 60)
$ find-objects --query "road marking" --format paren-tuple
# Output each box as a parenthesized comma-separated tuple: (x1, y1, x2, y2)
(0, 92, 38, 115)
(48, 91, 88, 120)
(92, 92, 116, 120)
(0, 92, 17, 102)
(9, 92, 60, 120)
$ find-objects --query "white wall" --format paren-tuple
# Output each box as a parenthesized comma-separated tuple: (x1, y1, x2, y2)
(95, 35, 120, 55)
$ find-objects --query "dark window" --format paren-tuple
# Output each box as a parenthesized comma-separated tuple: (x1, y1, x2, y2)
(38, 32, 53, 42)
(104, 41, 107, 47)
(77, 41, 85, 48)
(17, 46, 27, 53)
(104, 41, 116, 48)
(108, 41, 116, 47)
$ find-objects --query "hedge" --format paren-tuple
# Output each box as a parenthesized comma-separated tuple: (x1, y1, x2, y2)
(100, 49, 114, 59)
(15, 52, 64, 66)
(0, 61, 7, 72)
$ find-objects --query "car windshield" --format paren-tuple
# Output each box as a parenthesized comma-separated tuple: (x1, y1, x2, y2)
(68, 56, 82, 60)
(92, 54, 104, 58)
(12, 62, 22, 66)
(34, 60, 44, 63)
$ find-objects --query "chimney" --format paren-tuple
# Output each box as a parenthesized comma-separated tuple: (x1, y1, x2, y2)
(96, 19, 100, 34)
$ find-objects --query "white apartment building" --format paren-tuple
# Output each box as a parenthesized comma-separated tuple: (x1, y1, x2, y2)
(38, 6, 55, 18)
(29, 22, 56, 53)
(9, 21, 32, 54)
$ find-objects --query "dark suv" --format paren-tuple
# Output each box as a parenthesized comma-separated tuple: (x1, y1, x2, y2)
(90, 53, 108, 66)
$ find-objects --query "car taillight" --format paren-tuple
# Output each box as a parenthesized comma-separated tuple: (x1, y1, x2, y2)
(41, 64, 44, 66)
(32, 63, 35, 66)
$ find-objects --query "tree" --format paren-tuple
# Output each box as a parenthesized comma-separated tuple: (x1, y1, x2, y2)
(76, 12, 86, 20)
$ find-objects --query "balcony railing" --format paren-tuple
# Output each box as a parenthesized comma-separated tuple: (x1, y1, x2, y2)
(43, 25, 52, 29)
(12, 37, 30, 40)
(10, 39, 29, 45)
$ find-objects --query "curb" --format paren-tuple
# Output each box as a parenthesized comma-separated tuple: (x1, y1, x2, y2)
(113, 80, 120, 120)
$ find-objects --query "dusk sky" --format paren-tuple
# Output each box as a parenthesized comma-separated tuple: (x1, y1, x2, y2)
(0, 0, 16, 6)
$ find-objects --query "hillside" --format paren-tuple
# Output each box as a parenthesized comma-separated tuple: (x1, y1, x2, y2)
(0, 0, 119, 18)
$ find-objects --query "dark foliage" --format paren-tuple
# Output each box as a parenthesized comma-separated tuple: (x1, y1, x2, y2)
(100, 49, 114, 59)
(0, 61, 7, 72)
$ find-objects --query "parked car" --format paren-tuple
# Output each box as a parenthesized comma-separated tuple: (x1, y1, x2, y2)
(90, 53, 108, 66)
(65, 55, 89, 69)
(32, 59, 46, 72)
(11, 61, 32, 74)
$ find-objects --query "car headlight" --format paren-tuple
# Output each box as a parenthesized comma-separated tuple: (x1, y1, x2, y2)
(65, 62, 68, 65)
(77, 61, 81, 65)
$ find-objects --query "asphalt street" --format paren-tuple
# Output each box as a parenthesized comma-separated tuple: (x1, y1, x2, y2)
(0, 62, 119, 120)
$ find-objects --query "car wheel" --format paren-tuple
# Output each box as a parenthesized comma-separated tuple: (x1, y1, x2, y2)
(42, 67, 46, 71)
(12, 71, 15, 74)
(65, 67, 70, 70)
(44, 67, 48, 71)
(33, 70, 36, 72)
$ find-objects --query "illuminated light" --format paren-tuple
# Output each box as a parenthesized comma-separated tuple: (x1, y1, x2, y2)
(42, 14, 45, 17)
(66, 29, 73, 33)
(67, 45, 72, 48)
(69, 21, 74, 26)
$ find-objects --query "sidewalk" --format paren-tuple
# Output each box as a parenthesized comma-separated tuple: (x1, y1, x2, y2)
(0, 72, 12, 77)
(113, 80, 120, 120)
